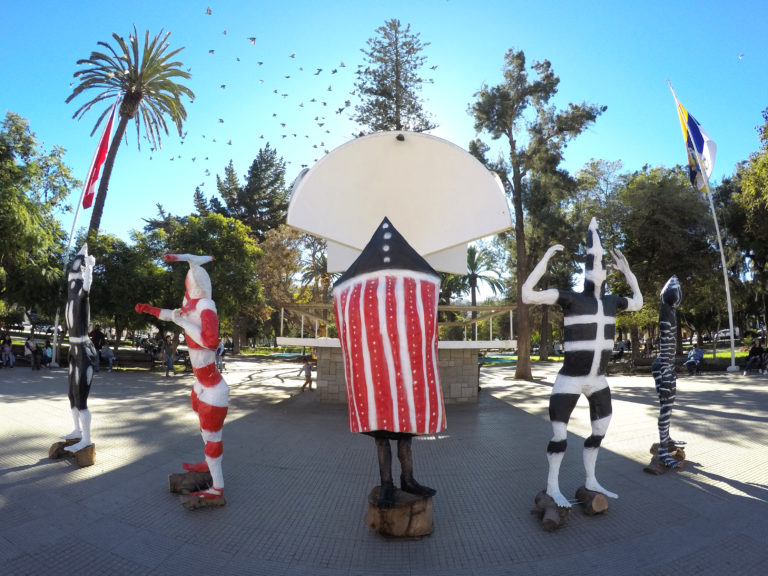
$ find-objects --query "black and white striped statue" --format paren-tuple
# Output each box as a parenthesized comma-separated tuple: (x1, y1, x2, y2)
(522, 218, 643, 508)
(62, 244, 98, 453)
(649, 276, 685, 470)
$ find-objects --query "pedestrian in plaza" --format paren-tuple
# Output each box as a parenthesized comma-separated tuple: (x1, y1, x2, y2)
(743, 339, 764, 375)
(298, 358, 313, 391)
(162, 334, 175, 377)
(89, 324, 106, 371)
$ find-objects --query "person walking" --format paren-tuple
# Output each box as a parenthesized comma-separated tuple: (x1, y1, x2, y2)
(298, 358, 313, 391)
(162, 334, 175, 377)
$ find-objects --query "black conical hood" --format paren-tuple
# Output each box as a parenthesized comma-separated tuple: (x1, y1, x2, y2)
(334, 217, 438, 286)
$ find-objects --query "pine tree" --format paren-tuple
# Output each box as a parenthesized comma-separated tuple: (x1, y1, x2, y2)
(352, 19, 435, 133)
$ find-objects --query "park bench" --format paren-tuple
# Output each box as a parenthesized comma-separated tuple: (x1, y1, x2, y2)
(113, 349, 154, 370)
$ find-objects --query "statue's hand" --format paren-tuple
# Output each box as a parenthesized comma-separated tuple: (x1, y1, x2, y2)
(611, 249, 631, 276)
(135, 303, 161, 318)
(546, 244, 565, 260)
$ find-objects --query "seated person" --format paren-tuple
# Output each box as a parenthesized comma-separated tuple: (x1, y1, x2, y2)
(743, 339, 765, 375)
(100, 345, 114, 372)
(684, 343, 703, 375)
(1, 335, 14, 367)
(41, 339, 53, 368)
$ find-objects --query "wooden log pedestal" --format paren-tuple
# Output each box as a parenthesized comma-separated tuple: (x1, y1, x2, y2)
(574, 486, 609, 516)
(168, 470, 226, 510)
(364, 486, 434, 538)
(48, 439, 95, 467)
(643, 442, 686, 475)
(532, 490, 570, 532)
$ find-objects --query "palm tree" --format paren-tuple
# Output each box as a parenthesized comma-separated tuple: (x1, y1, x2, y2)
(66, 26, 194, 237)
(464, 245, 505, 311)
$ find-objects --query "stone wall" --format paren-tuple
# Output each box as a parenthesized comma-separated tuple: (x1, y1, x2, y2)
(315, 347, 479, 405)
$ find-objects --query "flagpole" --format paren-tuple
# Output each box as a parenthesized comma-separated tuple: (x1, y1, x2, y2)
(51, 142, 94, 368)
(701, 178, 738, 371)
(668, 82, 737, 371)
(52, 99, 118, 368)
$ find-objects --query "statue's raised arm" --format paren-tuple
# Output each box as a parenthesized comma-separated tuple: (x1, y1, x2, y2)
(521, 244, 564, 306)
(610, 249, 643, 312)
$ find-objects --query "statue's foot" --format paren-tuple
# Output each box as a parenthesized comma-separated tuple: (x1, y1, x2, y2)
(548, 489, 572, 508)
(584, 479, 618, 499)
(377, 481, 396, 508)
(61, 430, 81, 441)
(64, 439, 90, 453)
(659, 455, 680, 469)
(400, 475, 436, 497)
(183, 461, 209, 472)
(667, 438, 686, 447)
(190, 487, 223, 499)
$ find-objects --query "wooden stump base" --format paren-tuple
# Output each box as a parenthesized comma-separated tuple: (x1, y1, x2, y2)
(644, 443, 686, 475)
(364, 486, 433, 538)
(169, 470, 213, 494)
(532, 490, 569, 531)
(179, 492, 227, 510)
(575, 486, 609, 516)
(48, 439, 95, 467)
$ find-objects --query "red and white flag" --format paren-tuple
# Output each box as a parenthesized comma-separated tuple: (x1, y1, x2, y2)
(82, 101, 117, 209)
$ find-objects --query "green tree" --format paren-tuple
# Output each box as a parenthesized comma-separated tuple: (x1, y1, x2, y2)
(470, 49, 605, 379)
(87, 232, 164, 352)
(161, 213, 262, 352)
(66, 26, 194, 237)
(353, 18, 435, 133)
(0, 112, 76, 316)
(200, 145, 289, 243)
(255, 224, 305, 339)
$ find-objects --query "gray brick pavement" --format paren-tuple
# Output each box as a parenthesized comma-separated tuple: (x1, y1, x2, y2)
(1, 359, 767, 575)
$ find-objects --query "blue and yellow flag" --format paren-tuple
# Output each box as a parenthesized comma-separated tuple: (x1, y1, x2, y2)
(669, 83, 717, 192)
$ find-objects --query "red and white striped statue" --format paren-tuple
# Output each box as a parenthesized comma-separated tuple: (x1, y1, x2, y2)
(334, 218, 445, 507)
(136, 254, 228, 505)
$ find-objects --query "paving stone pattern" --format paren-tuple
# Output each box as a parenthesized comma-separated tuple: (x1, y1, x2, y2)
(1, 358, 767, 575)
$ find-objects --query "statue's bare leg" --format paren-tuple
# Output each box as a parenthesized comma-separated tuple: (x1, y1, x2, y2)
(547, 392, 580, 507)
(61, 407, 81, 440)
(375, 437, 395, 508)
(398, 436, 436, 497)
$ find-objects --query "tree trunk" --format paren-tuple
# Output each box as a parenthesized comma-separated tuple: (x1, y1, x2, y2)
(511, 173, 532, 380)
(88, 114, 129, 238)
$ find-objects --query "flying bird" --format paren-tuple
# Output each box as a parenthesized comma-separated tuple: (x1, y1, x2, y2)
(205, 7, 212, 15)
(209, 49, 215, 54)
(248, 37, 256, 44)
(289, 52, 296, 58)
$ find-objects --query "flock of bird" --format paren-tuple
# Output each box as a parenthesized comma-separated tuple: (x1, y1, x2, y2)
(145, 4, 392, 195)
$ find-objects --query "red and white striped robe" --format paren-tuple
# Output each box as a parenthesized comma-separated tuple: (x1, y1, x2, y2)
(334, 270, 445, 435)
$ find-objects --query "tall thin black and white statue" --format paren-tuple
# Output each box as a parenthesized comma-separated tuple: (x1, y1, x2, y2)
(62, 244, 98, 452)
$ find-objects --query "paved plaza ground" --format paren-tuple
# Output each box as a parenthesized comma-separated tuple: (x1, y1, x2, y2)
(1, 357, 767, 575)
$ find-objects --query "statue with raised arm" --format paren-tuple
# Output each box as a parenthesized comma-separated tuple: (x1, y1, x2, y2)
(61, 244, 98, 456)
(136, 254, 228, 508)
(522, 217, 643, 513)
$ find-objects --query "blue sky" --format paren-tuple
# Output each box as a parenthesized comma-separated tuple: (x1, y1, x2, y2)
(2, 0, 766, 242)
